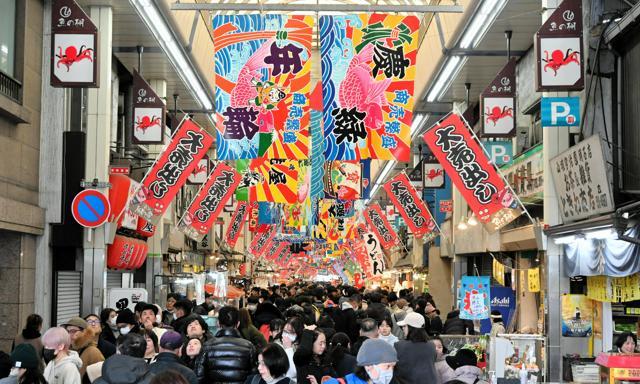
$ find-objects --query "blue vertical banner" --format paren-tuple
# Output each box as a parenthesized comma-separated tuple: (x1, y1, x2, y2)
(480, 286, 517, 334)
(459, 276, 491, 320)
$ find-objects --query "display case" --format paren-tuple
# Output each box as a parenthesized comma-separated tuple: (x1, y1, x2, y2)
(440, 335, 489, 370)
(595, 353, 640, 383)
(489, 334, 546, 383)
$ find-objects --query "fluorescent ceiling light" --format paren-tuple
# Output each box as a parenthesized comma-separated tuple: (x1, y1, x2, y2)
(410, 113, 427, 139)
(457, 217, 468, 231)
(459, 0, 508, 49)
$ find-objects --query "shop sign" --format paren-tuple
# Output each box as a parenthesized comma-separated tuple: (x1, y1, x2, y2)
(225, 201, 250, 249)
(408, 159, 423, 186)
(424, 154, 445, 188)
(439, 200, 453, 213)
(482, 140, 513, 166)
(186, 156, 209, 185)
(107, 288, 148, 312)
(459, 276, 491, 320)
(502, 144, 544, 203)
(561, 294, 593, 337)
(364, 203, 399, 249)
(129, 118, 213, 225)
(541, 97, 580, 126)
(132, 70, 166, 144)
(361, 229, 386, 277)
(51, 0, 98, 87)
(481, 58, 516, 137)
(383, 172, 438, 241)
(550, 135, 613, 223)
(536, 0, 584, 91)
(178, 162, 241, 242)
(611, 369, 640, 381)
(423, 112, 523, 232)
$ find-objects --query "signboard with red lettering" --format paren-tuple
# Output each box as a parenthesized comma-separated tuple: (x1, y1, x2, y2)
(423, 112, 522, 232)
(481, 58, 516, 137)
(51, 0, 98, 88)
(363, 203, 399, 249)
(129, 118, 213, 225)
(178, 162, 241, 242)
(440, 199, 453, 213)
(249, 225, 276, 258)
(383, 172, 438, 241)
(132, 70, 166, 144)
(225, 201, 250, 249)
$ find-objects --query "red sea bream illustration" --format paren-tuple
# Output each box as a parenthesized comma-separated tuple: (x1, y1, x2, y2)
(542, 48, 580, 76)
(56, 45, 93, 72)
(485, 106, 513, 126)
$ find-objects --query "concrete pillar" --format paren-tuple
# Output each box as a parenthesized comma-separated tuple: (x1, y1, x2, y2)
(82, 6, 112, 316)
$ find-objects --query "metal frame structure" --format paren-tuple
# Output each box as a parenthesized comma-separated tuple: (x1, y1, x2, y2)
(171, 3, 464, 13)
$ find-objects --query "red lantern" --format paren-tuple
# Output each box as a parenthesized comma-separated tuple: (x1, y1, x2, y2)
(107, 235, 148, 270)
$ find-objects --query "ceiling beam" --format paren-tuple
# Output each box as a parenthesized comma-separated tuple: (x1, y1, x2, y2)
(445, 49, 527, 57)
(171, 3, 464, 13)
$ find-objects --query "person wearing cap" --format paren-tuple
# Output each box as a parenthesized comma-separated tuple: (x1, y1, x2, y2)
(93, 333, 153, 384)
(324, 338, 397, 384)
(444, 348, 487, 384)
(147, 331, 198, 384)
(0, 344, 46, 384)
(393, 312, 439, 384)
(62, 317, 105, 379)
(489, 310, 506, 337)
(42, 327, 83, 384)
(138, 303, 167, 341)
(116, 309, 141, 338)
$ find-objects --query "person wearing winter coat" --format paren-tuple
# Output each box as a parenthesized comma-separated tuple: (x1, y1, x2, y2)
(393, 313, 440, 384)
(62, 317, 105, 380)
(323, 338, 398, 384)
(244, 343, 293, 384)
(293, 326, 336, 384)
(84, 314, 116, 359)
(0, 344, 47, 384)
(42, 327, 83, 384)
(442, 310, 475, 335)
(147, 331, 198, 384)
(432, 337, 454, 384)
(11, 314, 45, 372)
(444, 349, 488, 384)
(239, 308, 268, 351)
(182, 315, 214, 345)
(93, 333, 154, 384)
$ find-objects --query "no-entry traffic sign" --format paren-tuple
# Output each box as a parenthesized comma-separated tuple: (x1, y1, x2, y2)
(71, 189, 111, 228)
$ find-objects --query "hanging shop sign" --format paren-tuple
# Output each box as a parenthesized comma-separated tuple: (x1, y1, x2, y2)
(541, 96, 580, 127)
(361, 229, 386, 277)
(248, 202, 260, 231)
(51, 0, 98, 87)
(481, 58, 516, 137)
(423, 112, 523, 232)
(177, 162, 241, 242)
(71, 189, 110, 228)
(213, 15, 313, 160)
(482, 140, 513, 166)
(459, 276, 491, 320)
(549, 134, 613, 223)
(107, 235, 148, 270)
(129, 118, 213, 225)
(502, 144, 544, 204)
(423, 154, 445, 188)
(132, 70, 166, 144)
(535, 0, 584, 91)
(107, 288, 148, 312)
(320, 14, 419, 161)
(383, 172, 438, 241)
(493, 258, 505, 286)
(323, 160, 364, 200)
(528, 267, 541, 292)
(187, 156, 209, 185)
(249, 225, 277, 258)
(225, 201, 250, 249)
(364, 203, 400, 249)
(249, 158, 305, 204)
(561, 294, 593, 337)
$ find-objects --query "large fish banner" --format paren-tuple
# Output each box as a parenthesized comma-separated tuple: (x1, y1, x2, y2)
(213, 15, 313, 159)
(319, 14, 418, 161)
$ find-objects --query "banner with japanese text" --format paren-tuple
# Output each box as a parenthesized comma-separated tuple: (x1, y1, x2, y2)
(459, 276, 491, 320)
(249, 225, 276, 258)
(319, 14, 418, 161)
(323, 160, 364, 200)
(358, 224, 386, 278)
(249, 158, 307, 204)
(364, 203, 399, 249)
(177, 162, 241, 242)
(423, 112, 523, 232)
(130, 118, 213, 225)
(383, 172, 438, 241)
(225, 201, 250, 249)
(213, 15, 313, 160)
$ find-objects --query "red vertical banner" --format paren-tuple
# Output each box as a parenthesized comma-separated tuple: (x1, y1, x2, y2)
(363, 203, 399, 249)
(225, 201, 249, 249)
(349, 238, 372, 279)
(383, 172, 438, 241)
(177, 162, 241, 241)
(130, 118, 213, 225)
(249, 225, 276, 258)
(248, 202, 260, 232)
(423, 112, 522, 232)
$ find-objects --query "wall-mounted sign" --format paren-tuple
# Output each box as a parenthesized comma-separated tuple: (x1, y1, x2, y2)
(541, 97, 580, 126)
(482, 140, 513, 166)
(439, 200, 453, 213)
(51, 0, 98, 87)
(550, 135, 613, 223)
(132, 70, 166, 144)
(502, 144, 544, 204)
(481, 58, 516, 137)
(536, 0, 584, 91)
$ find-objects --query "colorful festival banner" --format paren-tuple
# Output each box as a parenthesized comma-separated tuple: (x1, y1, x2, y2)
(213, 15, 313, 160)
(250, 158, 303, 204)
(323, 160, 364, 200)
(309, 82, 325, 199)
(225, 201, 250, 249)
(383, 172, 438, 241)
(248, 202, 260, 231)
(459, 276, 491, 320)
(177, 162, 241, 242)
(561, 295, 593, 337)
(423, 112, 523, 232)
(364, 203, 399, 249)
(349, 238, 373, 278)
(130, 119, 213, 225)
(319, 14, 419, 161)
(249, 225, 276, 258)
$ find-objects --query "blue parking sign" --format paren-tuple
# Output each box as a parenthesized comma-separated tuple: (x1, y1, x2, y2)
(541, 97, 580, 127)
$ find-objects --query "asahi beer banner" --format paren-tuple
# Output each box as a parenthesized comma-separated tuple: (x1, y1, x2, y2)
(177, 162, 241, 242)
(51, 0, 98, 87)
(187, 156, 209, 185)
(423, 112, 523, 232)
(363, 203, 399, 249)
(481, 58, 516, 137)
(536, 0, 584, 91)
(320, 14, 419, 161)
(132, 70, 166, 144)
(213, 15, 313, 160)
(225, 201, 249, 249)
(383, 172, 438, 241)
(130, 119, 213, 225)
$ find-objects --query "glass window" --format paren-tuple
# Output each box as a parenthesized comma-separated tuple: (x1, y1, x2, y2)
(0, 0, 16, 77)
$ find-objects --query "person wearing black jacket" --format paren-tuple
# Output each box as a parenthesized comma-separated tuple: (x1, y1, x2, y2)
(194, 306, 257, 384)
(327, 332, 357, 377)
(171, 300, 194, 337)
(425, 301, 443, 337)
(147, 331, 198, 384)
(293, 326, 336, 384)
(329, 294, 360, 344)
(442, 310, 475, 335)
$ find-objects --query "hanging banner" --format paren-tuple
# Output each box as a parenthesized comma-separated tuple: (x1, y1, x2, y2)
(361, 228, 386, 277)
(309, 82, 326, 199)
(528, 267, 541, 292)
(225, 201, 250, 249)
(51, 0, 98, 87)
(535, 0, 584, 91)
(480, 286, 516, 334)
(320, 14, 419, 161)
(561, 295, 593, 337)
(459, 276, 491, 320)
(177, 162, 241, 242)
(383, 172, 438, 241)
(423, 112, 523, 232)
(481, 58, 516, 137)
(132, 70, 166, 144)
(250, 158, 303, 204)
(493, 259, 505, 286)
(213, 15, 313, 160)
(130, 119, 213, 225)
(249, 225, 276, 258)
(364, 203, 399, 249)
(187, 156, 210, 185)
(323, 160, 364, 200)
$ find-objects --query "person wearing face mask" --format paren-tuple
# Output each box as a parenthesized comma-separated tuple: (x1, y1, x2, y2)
(274, 317, 304, 382)
(61, 317, 105, 381)
(171, 300, 194, 336)
(245, 343, 292, 384)
(324, 338, 397, 384)
(42, 327, 83, 384)
(99, 309, 118, 346)
(0, 344, 46, 384)
(116, 309, 141, 340)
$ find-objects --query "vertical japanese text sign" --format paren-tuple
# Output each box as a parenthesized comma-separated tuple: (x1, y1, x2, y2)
(363, 203, 399, 249)
(129, 118, 214, 225)
(249, 225, 277, 258)
(481, 58, 516, 137)
(132, 70, 166, 144)
(536, 0, 584, 91)
(178, 162, 241, 242)
(51, 0, 98, 87)
(423, 112, 523, 232)
(225, 201, 250, 249)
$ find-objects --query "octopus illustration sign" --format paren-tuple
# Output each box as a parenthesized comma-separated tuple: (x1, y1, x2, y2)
(423, 112, 523, 232)
(319, 14, 419, 161)
(481, 58, 516, 137)
(536, 0, 584, 91)
(213, 15, 313, 160)
(132, 70, 166, 144)
(51, 0, 98, 87)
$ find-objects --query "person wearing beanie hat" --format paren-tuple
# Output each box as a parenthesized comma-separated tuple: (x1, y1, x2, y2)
(116, 309, 140, 338)
(445, 348, 488, 384)
(0, 344, 46, 384)
(323, 339, 397, 384)
(148, 331, 198, 384)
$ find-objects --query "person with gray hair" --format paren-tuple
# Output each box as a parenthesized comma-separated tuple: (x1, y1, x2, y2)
(42, 327, 82, 384)
(351, 319, 378, 356)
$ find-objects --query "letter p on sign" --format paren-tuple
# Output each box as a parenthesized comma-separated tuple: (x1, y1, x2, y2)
(541, 97, 580, 127)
